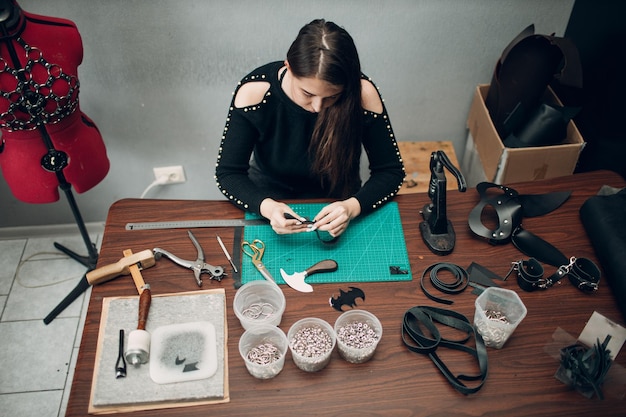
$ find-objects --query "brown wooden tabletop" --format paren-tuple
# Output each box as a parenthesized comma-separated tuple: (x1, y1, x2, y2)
(66, 170, 626, 416)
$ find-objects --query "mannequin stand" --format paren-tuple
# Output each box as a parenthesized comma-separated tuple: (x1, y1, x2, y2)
(54, 180, 99, 270)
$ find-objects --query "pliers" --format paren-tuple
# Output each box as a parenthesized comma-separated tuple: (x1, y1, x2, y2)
(153, 230, 225, 286)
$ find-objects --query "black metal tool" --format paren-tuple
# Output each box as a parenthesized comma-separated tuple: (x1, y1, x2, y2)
(116, 329, 127, 378)
(419, 150, 467, 255)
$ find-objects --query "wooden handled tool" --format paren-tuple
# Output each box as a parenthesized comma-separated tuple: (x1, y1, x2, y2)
(86, 249, 155, 285)
(123, 249, 153, 366)
(125, 284, 152, 366)
(44, 249, 156, 325)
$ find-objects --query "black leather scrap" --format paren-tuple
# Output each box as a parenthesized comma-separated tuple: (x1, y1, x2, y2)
(402, 306, 488, 395)
(580, 187, 626, 321)
(556, 336, 613, 399)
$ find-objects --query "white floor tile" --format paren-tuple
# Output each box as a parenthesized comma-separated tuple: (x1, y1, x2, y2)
(0, 231, 100, 416)
(0, 239, 25, 295)
(0, 318, 78, 393)
(0, 390, 63, 417)
(3, 256, 87, 322)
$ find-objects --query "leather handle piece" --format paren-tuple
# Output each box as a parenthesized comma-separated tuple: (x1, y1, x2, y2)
(305, 259, 338, 276)
(137, 288, 151, 331)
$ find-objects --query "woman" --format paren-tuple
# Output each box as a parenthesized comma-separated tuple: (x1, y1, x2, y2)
(215, 19, 404, 238)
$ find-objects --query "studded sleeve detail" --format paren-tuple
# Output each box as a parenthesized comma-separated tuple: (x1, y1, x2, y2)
(354, 77, 405, 215)
(215, 63, 283, 213)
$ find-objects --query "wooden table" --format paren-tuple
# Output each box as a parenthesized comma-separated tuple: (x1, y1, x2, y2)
(67, 170, 626, 416)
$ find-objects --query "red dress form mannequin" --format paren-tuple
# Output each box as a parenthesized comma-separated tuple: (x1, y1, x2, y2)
(0, 0, 109, 203)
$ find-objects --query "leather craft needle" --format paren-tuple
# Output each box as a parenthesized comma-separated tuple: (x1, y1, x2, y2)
(217, 235, 238, 273)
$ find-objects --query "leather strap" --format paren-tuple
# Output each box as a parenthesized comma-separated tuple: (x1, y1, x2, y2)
(420, 263, 469, 305)
(402, 306, 488, 395)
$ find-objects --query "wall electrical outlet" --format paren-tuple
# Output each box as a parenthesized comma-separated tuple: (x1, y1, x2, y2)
(153, 165, 186, 184)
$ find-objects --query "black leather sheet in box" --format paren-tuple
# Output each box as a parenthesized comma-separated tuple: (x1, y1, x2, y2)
(580, 187, 626, 323)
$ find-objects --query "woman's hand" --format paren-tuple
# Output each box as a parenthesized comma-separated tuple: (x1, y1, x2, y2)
(260, 198, 310, 234)
(312, 197, 361, 237)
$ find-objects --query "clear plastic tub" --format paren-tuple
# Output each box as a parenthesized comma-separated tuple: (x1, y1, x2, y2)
(334, 309, 382, 363)
(233, 280, 286, 330)
(474, 287, 527, 349)
(287, 317, 335, 372)
(239, 324, 288, 379)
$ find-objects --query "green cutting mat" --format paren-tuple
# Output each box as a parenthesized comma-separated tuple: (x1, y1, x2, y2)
(241, 202, 412, 286)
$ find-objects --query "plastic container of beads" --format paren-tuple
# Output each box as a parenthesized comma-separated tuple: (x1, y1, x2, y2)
(287, 317, 336, 372)
(233, 280, 286, 330)
(474, 287, 527, 349)
(239, 324, 289, 379)
(334, 309, 383, 363)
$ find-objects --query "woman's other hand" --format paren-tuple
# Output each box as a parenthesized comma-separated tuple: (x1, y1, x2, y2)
(312, 198, 361, 237)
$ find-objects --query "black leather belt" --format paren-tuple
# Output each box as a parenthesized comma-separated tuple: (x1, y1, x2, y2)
(402, 306, 488, 395)
(419, 263, 469, 305)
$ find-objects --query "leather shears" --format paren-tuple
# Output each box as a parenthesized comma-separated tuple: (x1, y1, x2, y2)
(153, 230, 225, 286)
(242, 239, 276, 283)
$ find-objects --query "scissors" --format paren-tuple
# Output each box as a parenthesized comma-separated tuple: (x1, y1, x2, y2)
(241, 239, 276, 283)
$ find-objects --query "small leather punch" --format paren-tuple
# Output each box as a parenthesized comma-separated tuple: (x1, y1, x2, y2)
(153, 230, 225, 286)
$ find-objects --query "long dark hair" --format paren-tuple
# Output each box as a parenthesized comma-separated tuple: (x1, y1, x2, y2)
(287, 19, 363, 198)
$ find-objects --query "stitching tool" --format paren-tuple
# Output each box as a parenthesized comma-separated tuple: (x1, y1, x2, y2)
(153, 230, 224, 286)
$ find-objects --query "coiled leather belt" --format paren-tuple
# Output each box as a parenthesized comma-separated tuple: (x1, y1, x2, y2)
(420, 263, 469, 304)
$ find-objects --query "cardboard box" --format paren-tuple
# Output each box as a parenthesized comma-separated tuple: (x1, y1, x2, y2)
(466, 84, 585, 185)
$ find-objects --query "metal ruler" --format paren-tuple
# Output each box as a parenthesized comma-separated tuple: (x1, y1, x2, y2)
(125, 219, 267, 230)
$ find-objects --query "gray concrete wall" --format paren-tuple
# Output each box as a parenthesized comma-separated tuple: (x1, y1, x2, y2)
(0, 0, 575, 228)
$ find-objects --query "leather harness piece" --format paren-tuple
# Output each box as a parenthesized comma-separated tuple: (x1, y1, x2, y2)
(469, 182, 600, 293)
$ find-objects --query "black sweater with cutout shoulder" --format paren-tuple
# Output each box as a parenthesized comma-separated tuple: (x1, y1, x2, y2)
(215, 61, 404, 215)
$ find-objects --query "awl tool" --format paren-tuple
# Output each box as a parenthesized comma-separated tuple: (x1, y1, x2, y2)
(44, 249, 156, 325)
(280, 259, 338, 292)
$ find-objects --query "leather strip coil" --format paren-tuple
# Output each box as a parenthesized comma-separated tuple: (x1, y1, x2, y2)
(402, 306, 488, 395)
(420, 263, 469, 305)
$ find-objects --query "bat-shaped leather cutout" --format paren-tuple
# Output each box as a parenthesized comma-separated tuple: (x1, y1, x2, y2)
(329, 287, 365, 311)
